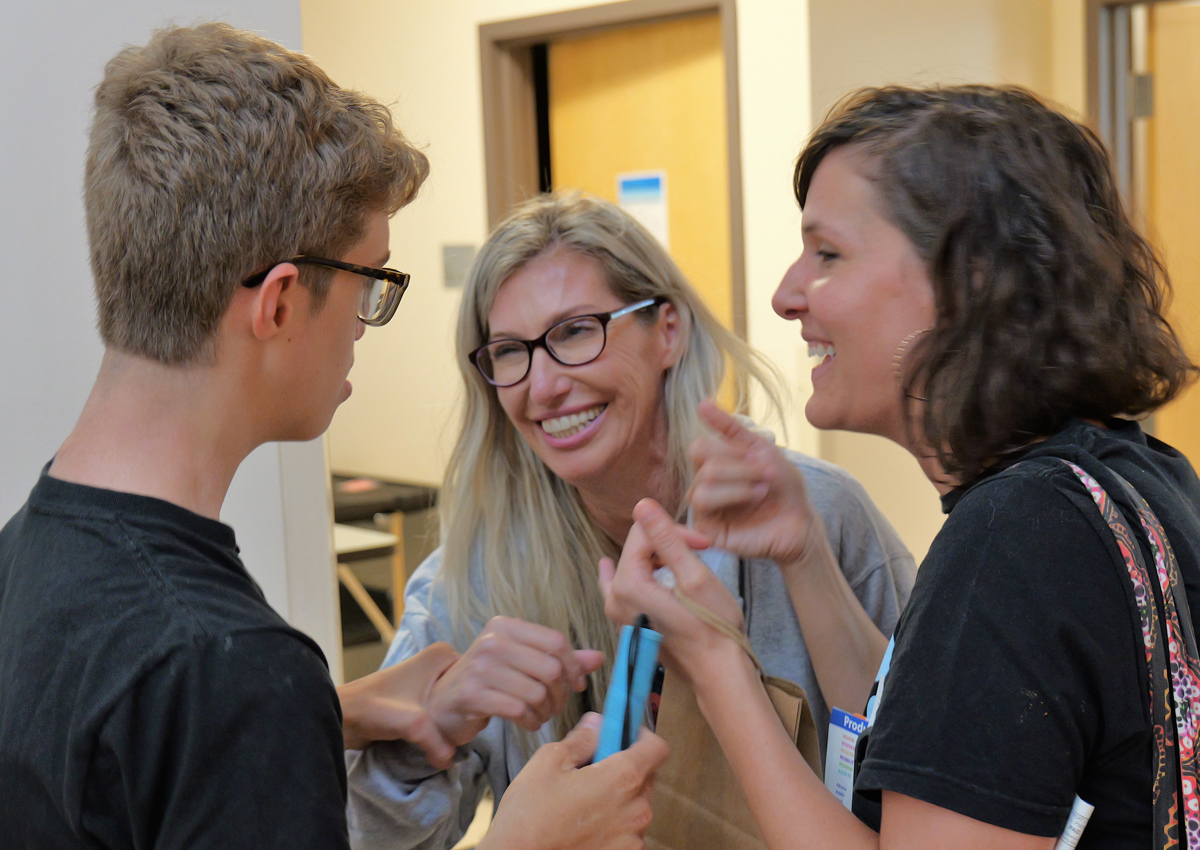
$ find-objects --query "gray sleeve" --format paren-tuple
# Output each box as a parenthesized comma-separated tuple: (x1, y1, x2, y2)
(788, 451, 916, 636)
(345, 549, 489, 850)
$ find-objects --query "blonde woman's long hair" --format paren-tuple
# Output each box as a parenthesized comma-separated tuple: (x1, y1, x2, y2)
(439, 191, 784, 748)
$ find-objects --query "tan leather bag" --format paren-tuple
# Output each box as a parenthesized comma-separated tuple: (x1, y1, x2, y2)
(645, 588, 822, 850)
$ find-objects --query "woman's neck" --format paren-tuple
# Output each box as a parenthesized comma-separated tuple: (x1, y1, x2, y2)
(579, 472, 679, 546)
(890, 415, 958, 495)
(576, 416, 678, 545)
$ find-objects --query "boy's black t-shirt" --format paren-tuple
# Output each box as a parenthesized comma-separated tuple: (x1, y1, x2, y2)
(856, 419, 1200, 846)
(0, 468, 349, 849)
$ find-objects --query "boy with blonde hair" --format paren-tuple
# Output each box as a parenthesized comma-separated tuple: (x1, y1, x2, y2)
(0, 23, 664, 850)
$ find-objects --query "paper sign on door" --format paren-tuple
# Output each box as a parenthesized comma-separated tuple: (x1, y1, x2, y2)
(617, 171, 669, 249)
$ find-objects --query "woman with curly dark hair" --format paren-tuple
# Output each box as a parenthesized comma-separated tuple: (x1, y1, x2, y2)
(603, 85, 1200, 849)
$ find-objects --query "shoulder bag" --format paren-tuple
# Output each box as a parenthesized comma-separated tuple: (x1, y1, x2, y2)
(1042, 458, 1200, 849)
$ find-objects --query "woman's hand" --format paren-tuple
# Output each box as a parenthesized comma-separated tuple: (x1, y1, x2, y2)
(687, 400, 825, 571)
(427, 617, 605, 746)
(600, 498, 744, 681)
(337, 642, 459, 766)
(481, 713, 669, 850)
(690, 400, 888, 715)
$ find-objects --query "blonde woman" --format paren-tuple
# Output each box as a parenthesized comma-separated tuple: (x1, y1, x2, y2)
(346, 191, 915, 849)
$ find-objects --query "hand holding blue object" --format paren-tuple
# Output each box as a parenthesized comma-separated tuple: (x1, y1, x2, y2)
(596, 614, 662, 760)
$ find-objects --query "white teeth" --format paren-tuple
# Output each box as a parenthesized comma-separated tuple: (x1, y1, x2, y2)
(541, 405, 606, 436)
(808, 342, 837, 360)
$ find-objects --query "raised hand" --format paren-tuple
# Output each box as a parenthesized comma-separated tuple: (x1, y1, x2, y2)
(600, 498, 743, 680)
(690, 403, 888, 715)
(481, 713, 669, 850)
(686, 399, 825, 570)
(427, 616, 605, 746)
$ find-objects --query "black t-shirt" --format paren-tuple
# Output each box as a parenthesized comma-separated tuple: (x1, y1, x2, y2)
(0, 469, 349, 849)
(857, 420, 1200, 847)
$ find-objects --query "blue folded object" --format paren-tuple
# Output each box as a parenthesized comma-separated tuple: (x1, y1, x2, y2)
(596, 617, 662, 761)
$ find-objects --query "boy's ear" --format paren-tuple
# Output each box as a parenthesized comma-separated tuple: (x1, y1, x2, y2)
(248, 263, 302, 341)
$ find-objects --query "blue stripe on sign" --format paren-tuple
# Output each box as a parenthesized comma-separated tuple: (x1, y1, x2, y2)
(619, 176, 662, 199)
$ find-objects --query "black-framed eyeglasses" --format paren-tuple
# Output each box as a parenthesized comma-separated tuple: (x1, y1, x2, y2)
(469, 296, 668, 387)
(241, 256, 410, 327)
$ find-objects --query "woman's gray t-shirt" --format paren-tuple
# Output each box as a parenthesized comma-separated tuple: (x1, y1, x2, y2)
(346, 450, 915, 850)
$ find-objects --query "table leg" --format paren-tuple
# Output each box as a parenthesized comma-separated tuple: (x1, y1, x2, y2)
(337, 562, 397, 644)
(389, 512, 407, 626)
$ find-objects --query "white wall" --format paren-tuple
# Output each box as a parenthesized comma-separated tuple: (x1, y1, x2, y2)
(0, 0, 341, 679)
(304, 0, 821, 488)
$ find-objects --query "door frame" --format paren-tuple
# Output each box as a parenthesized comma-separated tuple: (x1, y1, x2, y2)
(1085, 0, 1191, 442)
(1085, 0, 1173, 129)
(479, 0, 747, 338)
(1085, 0, 1173, 213)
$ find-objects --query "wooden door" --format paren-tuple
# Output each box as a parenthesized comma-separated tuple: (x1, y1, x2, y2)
(547, 13, 734, 332)
(1147, 1, 1200, 463)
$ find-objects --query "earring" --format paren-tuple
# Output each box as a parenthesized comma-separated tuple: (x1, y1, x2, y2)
(892, 328, 931, 401)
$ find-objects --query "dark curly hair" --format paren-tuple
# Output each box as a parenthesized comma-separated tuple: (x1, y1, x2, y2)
(794, 85, 1196, 482)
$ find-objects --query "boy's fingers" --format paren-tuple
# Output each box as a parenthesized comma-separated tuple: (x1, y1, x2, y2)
(620, 729, 671, 779)
(557, 712, 603, 768)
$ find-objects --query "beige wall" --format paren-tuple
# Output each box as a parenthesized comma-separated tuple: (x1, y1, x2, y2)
(809, 0, 1052, 123)
(1050, 0, 1087, 118)
(304, 0, 1089, 564)
(303, 0, 821, 488)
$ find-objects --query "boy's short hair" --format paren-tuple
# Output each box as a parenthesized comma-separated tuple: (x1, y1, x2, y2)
(85, 22, 429, 364)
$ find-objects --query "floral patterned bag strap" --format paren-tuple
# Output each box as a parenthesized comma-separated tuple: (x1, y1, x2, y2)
(1044, 459, 1200, 849)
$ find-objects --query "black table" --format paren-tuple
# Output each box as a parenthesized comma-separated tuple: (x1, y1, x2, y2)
(332, 475, 437, 523)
